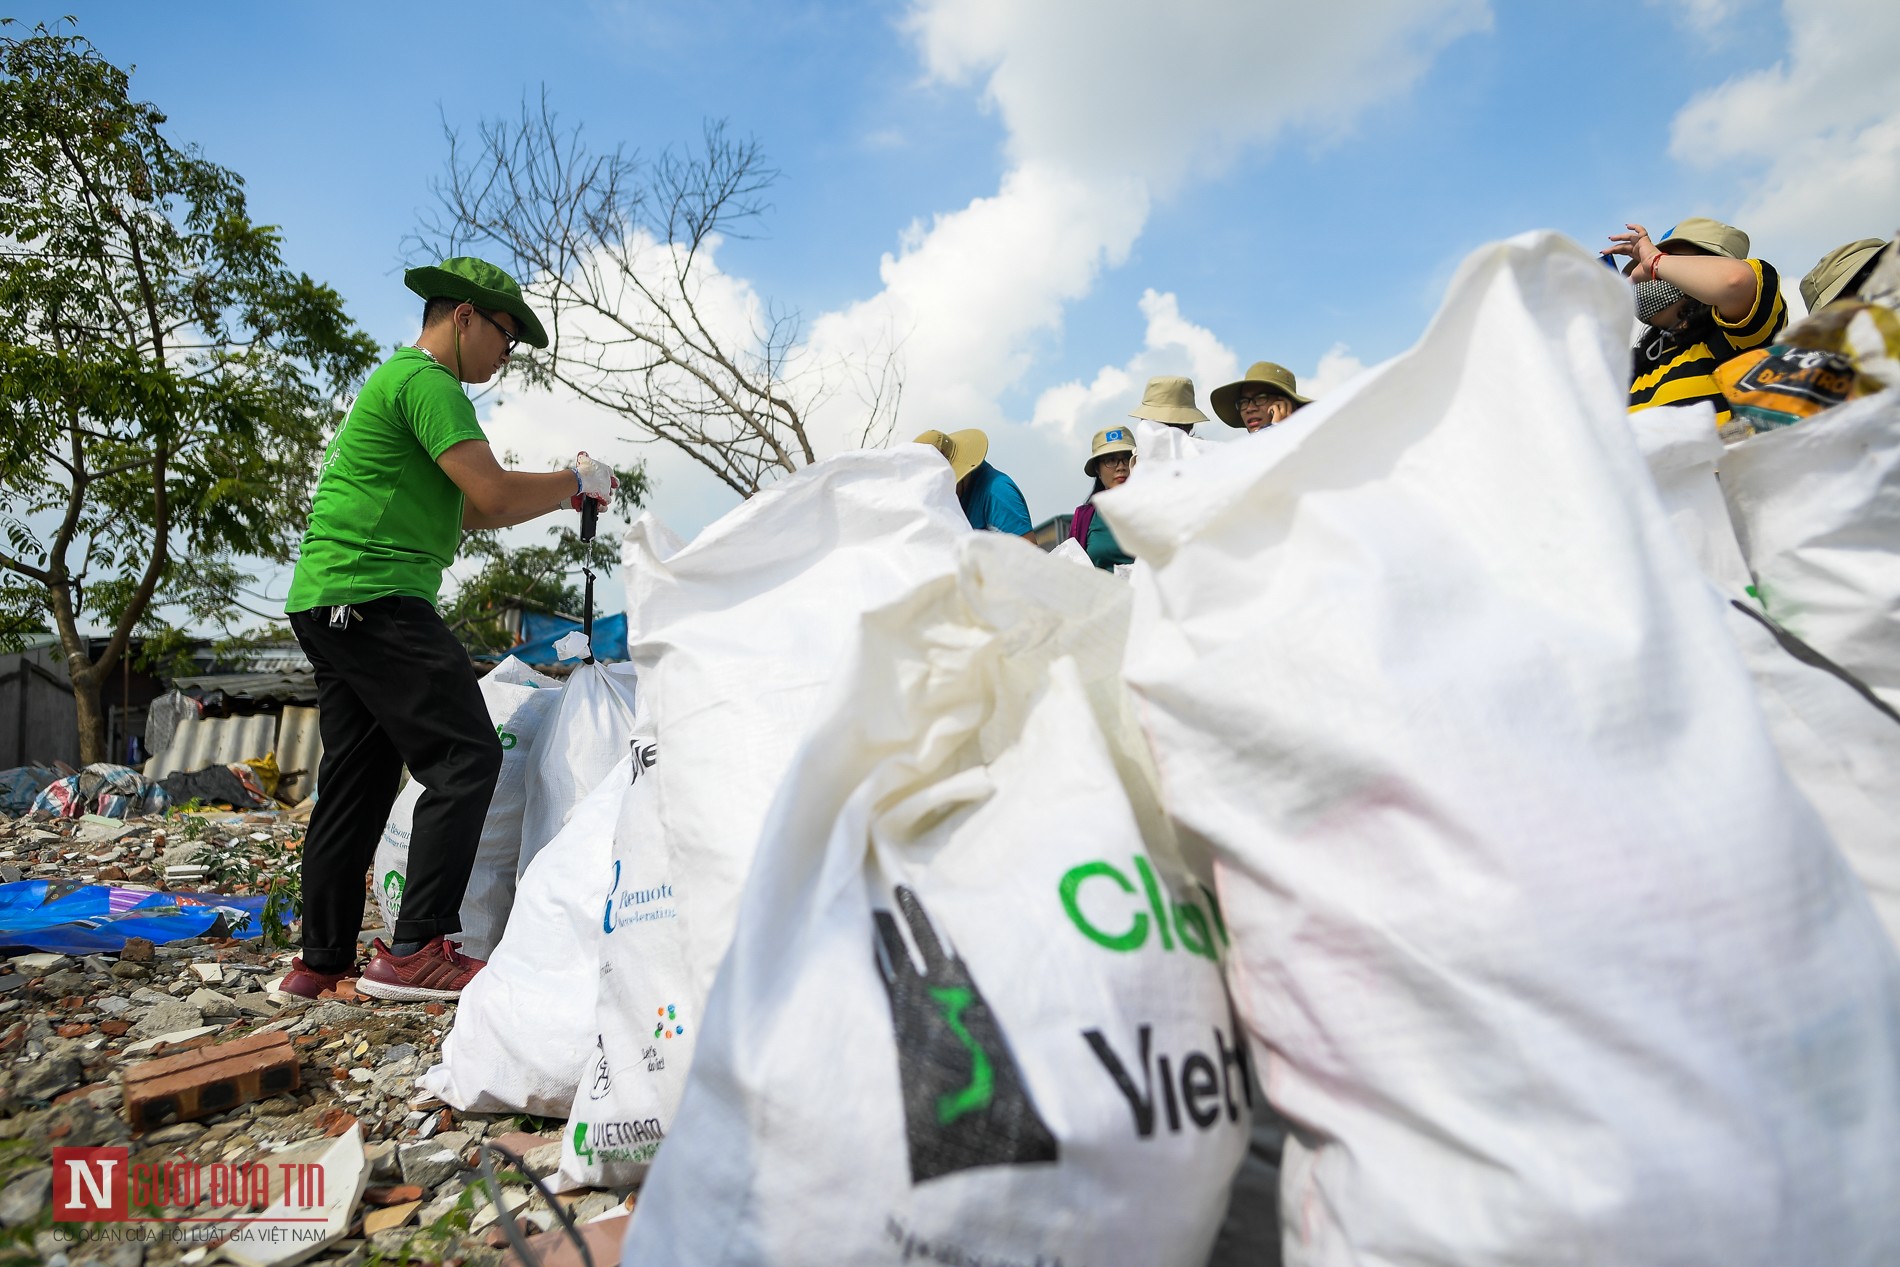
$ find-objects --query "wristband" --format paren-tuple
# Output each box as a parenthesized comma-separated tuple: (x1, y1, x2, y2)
(1648, 253, 1663, 282)
(570, 466, 584, 497)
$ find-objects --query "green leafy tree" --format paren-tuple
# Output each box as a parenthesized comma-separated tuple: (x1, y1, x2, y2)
(0, 23, 378, 762)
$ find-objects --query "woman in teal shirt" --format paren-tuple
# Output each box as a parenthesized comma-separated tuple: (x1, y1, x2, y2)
(1069, 427, 1136, 571)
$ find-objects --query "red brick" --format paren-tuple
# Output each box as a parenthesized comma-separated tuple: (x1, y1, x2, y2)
(423, 1003, 445, 1016)
(364, 1184, 424, 1206)
(99, 1020, 131, 1037)
(315, 1107, 358, 1137)
(123, 1031, 300, 1132)
(509, 1212, 628, 1267)
(58, 1023, 93, 1038)
(482, 1132, 557, 1162)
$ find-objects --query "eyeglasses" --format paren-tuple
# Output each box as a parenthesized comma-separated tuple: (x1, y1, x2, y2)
(1235, 392, 1282, 409)
(470, 307, 521, 353)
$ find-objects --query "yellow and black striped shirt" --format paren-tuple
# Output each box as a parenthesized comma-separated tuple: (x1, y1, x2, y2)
(1628, 258, 1787, 428)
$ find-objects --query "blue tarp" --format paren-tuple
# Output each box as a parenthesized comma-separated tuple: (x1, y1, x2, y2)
(509, 611, 627, 665)
(0, 880, 268, 955)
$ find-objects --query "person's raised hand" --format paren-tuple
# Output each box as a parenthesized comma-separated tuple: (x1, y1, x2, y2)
(1603, 224, 1661, 277)
(568, 451, 618, 510)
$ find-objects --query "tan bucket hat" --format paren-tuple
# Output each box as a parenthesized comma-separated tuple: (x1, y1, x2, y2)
(1801, 237, 1888, 311)
(1211, 362, 1311, 428)
(913, 428, 989, 482)
(1657, 217, 1749, 260)
(1128, 376, 1208, 425)
(1085, 426, 1136, 477)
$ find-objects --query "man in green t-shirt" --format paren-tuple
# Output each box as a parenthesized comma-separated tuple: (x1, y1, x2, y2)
(281, 257, 616, 1001)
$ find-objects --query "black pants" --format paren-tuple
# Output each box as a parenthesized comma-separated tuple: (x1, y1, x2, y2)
(289, 597, 502, 972)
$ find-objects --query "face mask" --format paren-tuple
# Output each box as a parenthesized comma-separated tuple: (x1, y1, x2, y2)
(1634, 278, 1688, 324)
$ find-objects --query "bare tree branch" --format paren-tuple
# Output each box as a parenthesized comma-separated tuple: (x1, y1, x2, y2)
(412, 97, 903, 497)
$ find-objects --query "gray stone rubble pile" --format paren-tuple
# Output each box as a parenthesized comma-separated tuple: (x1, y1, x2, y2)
(0, 808, 634, 1265)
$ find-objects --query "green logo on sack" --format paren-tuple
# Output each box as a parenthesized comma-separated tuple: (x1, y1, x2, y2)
(874, 885, 1058, 1184)
(1058, 856, 1229, 961)
(572, 1116, 663, 1168)
(927, 986, 993, 1126)
(496, 725, 517, 750)
(381, 870, 405, 916)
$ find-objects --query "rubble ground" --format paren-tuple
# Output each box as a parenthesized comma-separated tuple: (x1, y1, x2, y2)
(0, 809, 631, 1267)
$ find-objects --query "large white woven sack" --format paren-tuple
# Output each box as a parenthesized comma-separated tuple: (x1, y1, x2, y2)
(1102, 231, 1900, 1267)
(371, 655, 562, 960)
(1631, 404, 1900, 951)
(419, 754, 629, 1116)
(518, 660, 638, 875)
(623, 447, 968, 1007)
(557, 449, 970, 1191)
(1721, 389, 1900, 708)
(626, 534, 1249, 1266)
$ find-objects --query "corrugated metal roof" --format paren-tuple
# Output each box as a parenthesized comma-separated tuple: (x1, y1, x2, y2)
(171, 667, 318, 703)
(277, 706, 322, 803)
(140, 708, 325, 803)
(144, 714, 280, 782)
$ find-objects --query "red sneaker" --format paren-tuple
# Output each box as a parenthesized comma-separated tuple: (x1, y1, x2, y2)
(278, 959, 358, 1000)
(357, 937, 485, 1002)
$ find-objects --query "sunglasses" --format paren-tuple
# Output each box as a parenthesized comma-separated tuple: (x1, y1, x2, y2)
(471, 307, 522, 353)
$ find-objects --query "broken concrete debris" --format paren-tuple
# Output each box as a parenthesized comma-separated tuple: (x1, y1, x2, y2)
(0, 808, 638, 1266)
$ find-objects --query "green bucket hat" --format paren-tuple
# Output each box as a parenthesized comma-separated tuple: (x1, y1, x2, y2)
(404, 256, 549, 349)
(1801, 238, 1888, 312)
(1211, 361, 1311, 428)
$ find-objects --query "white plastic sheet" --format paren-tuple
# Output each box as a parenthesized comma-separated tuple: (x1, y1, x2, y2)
(1102, 232, 1900, 1267)
(1631, 403, 1900, 953)
(1721, 389, 1900, 709)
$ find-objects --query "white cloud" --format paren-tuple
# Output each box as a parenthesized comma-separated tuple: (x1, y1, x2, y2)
(1303, 343, 1370, 399)
(805, 0, 1490, 449)
(1029, 289, 1238, 439)
(496, 0, 1492, 546)
(1650, 0, 1748, 38)
(1669, 0, 1900, 290)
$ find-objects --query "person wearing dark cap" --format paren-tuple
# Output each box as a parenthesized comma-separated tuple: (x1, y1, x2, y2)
(914, 427, 1033, 536)
(1069, 427, 1136, 571)
(1212, 362, 1311, 433)
(281, 257, 615, 1002)
(1802, 238, 1892, 314)
(1603, 217, 1786, 434)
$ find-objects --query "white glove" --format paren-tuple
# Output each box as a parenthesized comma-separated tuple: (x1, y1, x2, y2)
(568, 451, 616, 508)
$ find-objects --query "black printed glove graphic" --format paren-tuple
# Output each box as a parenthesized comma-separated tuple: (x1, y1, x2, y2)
(873, 885, 1059, 1184)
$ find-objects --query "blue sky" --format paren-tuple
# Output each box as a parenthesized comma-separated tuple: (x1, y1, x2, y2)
(17, 0, 1900, 618)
